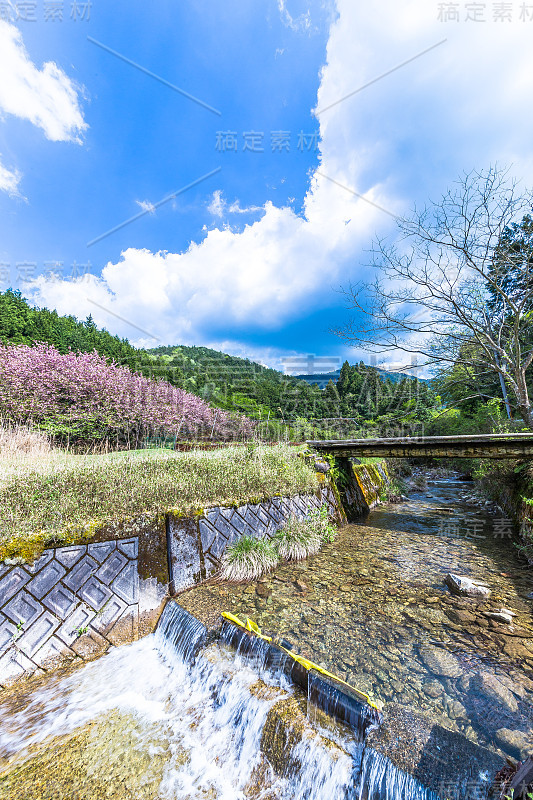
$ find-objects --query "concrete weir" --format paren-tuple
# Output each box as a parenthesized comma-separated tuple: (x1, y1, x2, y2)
(159, 602, 506, 800)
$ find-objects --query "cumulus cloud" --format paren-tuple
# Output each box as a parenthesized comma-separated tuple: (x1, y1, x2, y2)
(0, 20, 87, 142)
(24, 0, 533, 355)
(0, 156, 22, 197)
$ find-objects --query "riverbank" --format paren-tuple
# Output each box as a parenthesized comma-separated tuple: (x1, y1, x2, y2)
(434, 457, 533, 564)
(0, 444, 319, 562)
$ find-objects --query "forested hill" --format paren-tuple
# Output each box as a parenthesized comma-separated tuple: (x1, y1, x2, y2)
(147, 345, 437, 428)
(0, 290, 437, 431)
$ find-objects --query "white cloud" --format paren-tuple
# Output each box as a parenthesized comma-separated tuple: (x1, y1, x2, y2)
(135, 199, 156, 215)
(25, 0, 533, 354)
(277, 0, 312, 32)
(227, 199, 262, 215)
(0, 155, 22, 197)
(0, 20, 86, 142)
(207, 189, 225, 218)
(208, 190, 262, 218)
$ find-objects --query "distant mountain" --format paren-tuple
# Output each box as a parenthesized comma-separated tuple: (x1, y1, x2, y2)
(295, 366, 427, 388)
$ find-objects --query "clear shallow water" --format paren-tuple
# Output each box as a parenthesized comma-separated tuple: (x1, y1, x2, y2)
(180, 476, 533, 760)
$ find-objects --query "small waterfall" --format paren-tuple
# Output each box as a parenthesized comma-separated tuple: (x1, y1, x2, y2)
(282, 736, 361, 800)
(355, 747, 442, 800)
(220, 619, 295, 684)
(0, 604, 498, 799)
(156, 601, 207, 663)
(308, 670, 382, 742)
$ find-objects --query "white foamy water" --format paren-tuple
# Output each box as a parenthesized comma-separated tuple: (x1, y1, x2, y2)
(0, 618, 358, 799)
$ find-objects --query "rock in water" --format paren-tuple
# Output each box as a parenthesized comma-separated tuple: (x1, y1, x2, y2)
(444, 573, 491, 598)
(446, 608, 476, 625)
(494, 727, 530, 761)
(484, 609, 515, 625)
(418, 645, 462, 678)
(471, 671, 519, 714)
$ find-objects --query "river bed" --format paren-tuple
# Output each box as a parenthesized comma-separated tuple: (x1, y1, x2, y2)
(179, 475, 533, 762)
(1, 474, 532, 798)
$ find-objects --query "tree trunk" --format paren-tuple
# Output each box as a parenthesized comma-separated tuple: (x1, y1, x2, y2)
(513, 371, 533, 429)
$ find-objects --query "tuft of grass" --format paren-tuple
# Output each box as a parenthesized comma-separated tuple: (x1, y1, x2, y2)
(273, 504, 337, 561)
(273, 515, 322, 561)
(221, 535, 279, 581)
(0, 443, 318, 559)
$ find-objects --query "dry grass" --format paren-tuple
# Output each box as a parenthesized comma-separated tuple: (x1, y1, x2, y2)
(0, 424, 52, 457)
(0, 442, 318, 555)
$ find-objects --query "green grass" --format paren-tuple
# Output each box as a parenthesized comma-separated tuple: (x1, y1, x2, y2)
(273, 517, 323, 561)
(0, 443, 318, 560)
(221, 505, 338, 580)
(221, 535, 279, 581)
(273, 505, 336, 561)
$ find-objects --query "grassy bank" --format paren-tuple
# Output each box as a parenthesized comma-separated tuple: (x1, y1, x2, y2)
(0, 443, 318, 561)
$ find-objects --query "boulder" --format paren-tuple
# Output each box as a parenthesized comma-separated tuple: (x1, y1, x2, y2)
(418, 645, 462, 678)
(445, 573, 491, 598)
(494, 727, 530, 761)
(471, 671, 519, 714)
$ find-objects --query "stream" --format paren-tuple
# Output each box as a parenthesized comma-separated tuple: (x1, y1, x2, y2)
(0, 474, 532, 798)
(179, 474, 533, 761)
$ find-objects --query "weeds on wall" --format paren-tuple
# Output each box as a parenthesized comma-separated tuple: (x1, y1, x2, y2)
(221, 535, 279, 582)
(222, 505, 337, 581)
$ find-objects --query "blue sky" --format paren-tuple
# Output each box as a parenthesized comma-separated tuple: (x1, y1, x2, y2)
(1, 0, 533, 375)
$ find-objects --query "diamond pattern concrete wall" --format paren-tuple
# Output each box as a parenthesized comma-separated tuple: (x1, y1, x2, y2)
(0, 537, 140, 687)
(170, 484, 341, 582)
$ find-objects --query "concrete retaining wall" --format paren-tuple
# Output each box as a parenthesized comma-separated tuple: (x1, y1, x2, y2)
(168, 484, 341, 590)
(0, 484, 342, 688)
(336, 460, 389, 520)
(0, 534, 169, 688)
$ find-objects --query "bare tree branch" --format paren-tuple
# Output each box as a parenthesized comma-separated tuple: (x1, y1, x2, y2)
(333, 166, 533, 428)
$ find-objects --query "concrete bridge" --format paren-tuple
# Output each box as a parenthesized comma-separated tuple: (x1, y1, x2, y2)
(307, 432, 533, 459)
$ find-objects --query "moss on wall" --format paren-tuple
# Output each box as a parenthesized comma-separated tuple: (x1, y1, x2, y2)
(329, 459, 389, 521)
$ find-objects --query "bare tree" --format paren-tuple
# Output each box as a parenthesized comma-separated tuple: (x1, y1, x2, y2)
(333, 166, 533, 428)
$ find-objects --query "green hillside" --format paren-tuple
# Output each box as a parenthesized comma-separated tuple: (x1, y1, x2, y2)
(0, 291, 438, 439)
(147, 346, 438, 436)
